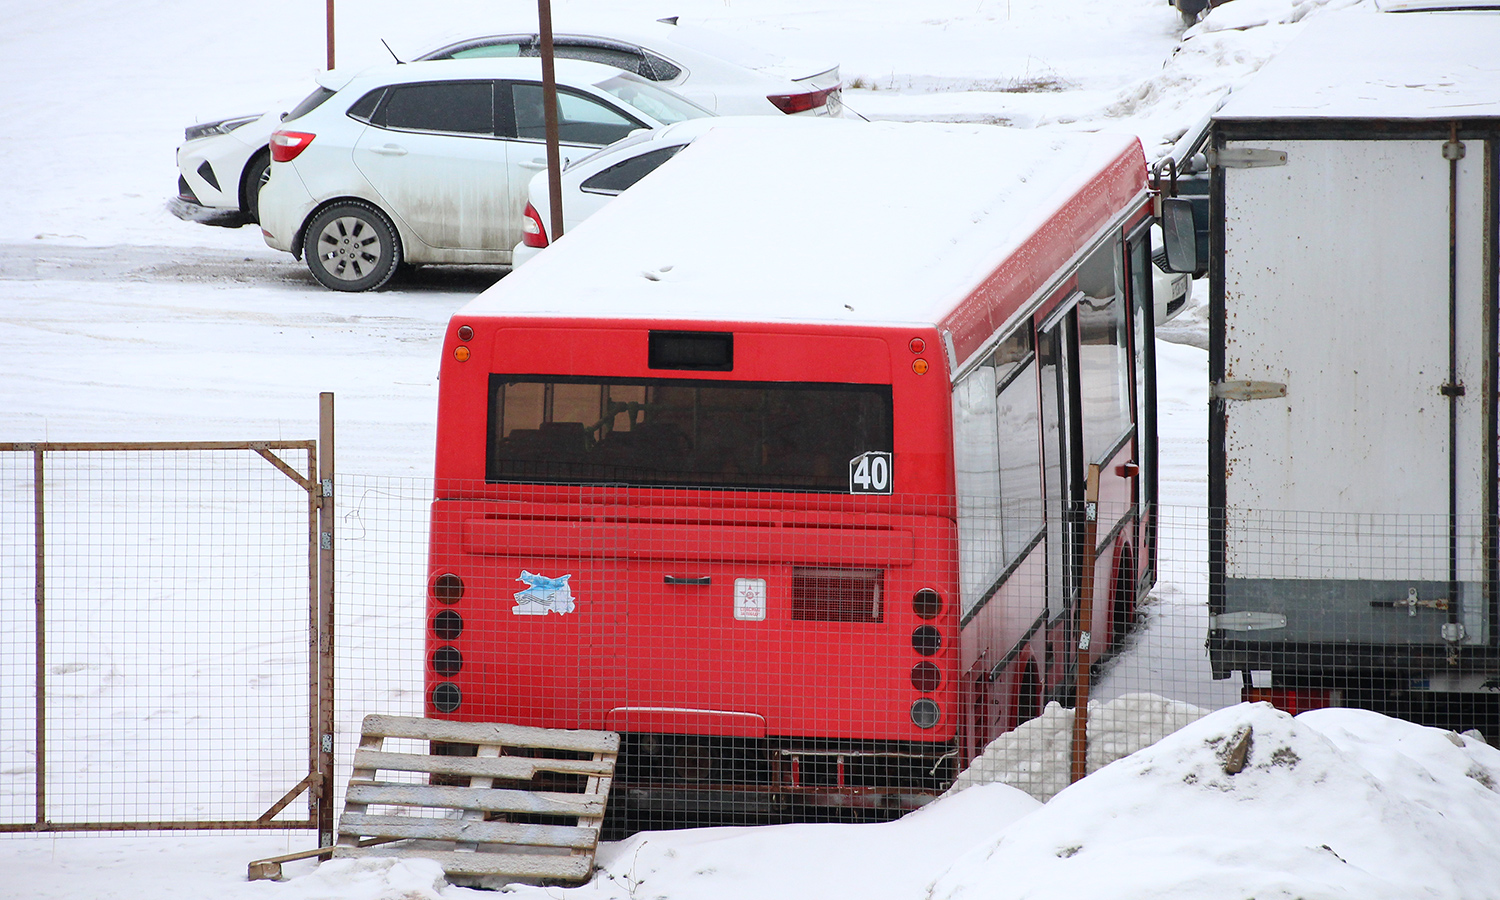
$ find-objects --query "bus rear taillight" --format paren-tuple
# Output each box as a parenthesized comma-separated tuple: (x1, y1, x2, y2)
(910, 661, 941, 692)
(913, 588, 941, 619)
(431, 682, 461, 713)
(431, 646, 462, 677)
(433, 610, 462, 640)
(521, 203, 548, 248)
(432, 573, 463, 604)
(910, 699, 940, 729)
(912, 625, 941, 656)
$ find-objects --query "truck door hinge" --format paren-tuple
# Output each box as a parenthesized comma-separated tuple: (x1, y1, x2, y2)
(1212, 380, 1287, 401)
(1440, 382, 1466, 397)
(1210, 611, 1287, 632)
(1207, 147, 1288, 169)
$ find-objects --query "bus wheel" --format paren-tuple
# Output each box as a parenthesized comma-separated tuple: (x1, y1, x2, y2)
(304, 201, 402, 292)
(1017, 659, 1042, 726)
(1110, 546, 1137, 648)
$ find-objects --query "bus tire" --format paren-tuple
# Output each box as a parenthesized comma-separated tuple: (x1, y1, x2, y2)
(304, 201, 402, 292)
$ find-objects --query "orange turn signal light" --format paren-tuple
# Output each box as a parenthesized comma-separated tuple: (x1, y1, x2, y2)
(454, 346, 471, 362)
(912, 358, 929, 375)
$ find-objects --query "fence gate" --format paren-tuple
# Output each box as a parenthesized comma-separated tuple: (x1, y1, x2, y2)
(1, 400, 336, 841)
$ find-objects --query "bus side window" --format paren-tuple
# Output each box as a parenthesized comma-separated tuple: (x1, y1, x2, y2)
(1076, 240, 1133, 463)
(954, 361, 1002, 617)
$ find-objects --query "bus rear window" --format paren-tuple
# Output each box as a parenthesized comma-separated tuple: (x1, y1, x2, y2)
(487, 376, 893, 491)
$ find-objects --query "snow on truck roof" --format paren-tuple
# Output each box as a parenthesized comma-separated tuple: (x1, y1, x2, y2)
(460, 121, 1147, 370)
(1216, 9, 1500, 121)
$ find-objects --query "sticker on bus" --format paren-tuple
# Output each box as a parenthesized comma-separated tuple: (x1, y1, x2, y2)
(734, 578, 767, 621)
(848, 451, 893, 495)
(512, 571, 576, 616)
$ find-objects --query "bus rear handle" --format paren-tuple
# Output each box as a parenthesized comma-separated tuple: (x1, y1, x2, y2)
(664, 575, 712, 586)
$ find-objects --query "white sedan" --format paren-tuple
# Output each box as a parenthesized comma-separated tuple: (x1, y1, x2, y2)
(171, 19, 839, 229)
(258, 57, 711, 291)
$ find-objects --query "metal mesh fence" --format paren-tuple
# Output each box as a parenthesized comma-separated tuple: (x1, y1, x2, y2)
(8, 462, 1496, 840)
(0, 446, 318, 831)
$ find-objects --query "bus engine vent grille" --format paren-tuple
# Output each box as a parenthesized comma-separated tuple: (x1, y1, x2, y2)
(791, 568, 883, 623)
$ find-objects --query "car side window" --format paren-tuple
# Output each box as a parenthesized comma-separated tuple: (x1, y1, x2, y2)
(581, 145, 686, 195)
(508, 83, 644, 146)
(345, 88, 385, 123)
(442, 41, 525, 59)
(641, 52, 682, 82)
(378, 81, 495, 136)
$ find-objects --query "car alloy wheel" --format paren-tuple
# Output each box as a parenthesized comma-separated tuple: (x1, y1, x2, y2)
(304, 201, 402, 292)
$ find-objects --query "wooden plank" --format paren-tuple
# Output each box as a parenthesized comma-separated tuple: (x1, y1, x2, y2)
(360, 715, 619, 754)
(338, 814, 597, 849)
(344, 782, 605, 818)
(332, 846, 592, 881)
(351, 748, 615, 780)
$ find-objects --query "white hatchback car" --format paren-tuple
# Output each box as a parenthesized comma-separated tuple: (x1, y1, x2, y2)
(258, 57, 711, 291)
(171, 19, 839, 229)
(513, 117, 835, 266)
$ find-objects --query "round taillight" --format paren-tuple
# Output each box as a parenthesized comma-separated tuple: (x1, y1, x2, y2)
(913, 588, 942, 619)
(433, 610, 463, 640)
(431, 682, 461, 713)
(458, 325, 473, 341)
(911, 661, 941, 693)
(910, 698, 940, 729)
(909, 337, 925, 354)
(912, 625, 942, 656)
(433, 573, 463, 604)
(431, 646, 462, 677)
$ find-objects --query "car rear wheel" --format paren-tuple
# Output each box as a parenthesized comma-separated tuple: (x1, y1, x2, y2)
(242, 150, 270, 226)
(304, 202, 401, 292)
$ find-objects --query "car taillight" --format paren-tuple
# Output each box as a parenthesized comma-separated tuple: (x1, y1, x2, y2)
(270, 130, 316, 162)
(521, 202, 549, 248)
(767, 85, 838, 114)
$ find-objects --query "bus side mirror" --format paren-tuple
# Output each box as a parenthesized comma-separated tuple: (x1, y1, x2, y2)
(1159, 197, 1198, 274)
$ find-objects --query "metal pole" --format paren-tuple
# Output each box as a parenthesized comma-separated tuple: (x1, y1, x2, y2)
(537, 0, 565, 242)
(325, 0, 336, 70)
(317, 393, 336, 846)
(33, 449, 45, 827)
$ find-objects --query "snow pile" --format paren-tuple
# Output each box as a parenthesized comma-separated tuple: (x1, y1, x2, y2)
(945, 693, 1209, 802)
(273, 858, 451, 900)
(930, 702, 1500, 900)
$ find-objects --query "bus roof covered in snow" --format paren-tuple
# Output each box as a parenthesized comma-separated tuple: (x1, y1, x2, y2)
(1216, 10, 1500, 122)
(458, 121, 1147, 372)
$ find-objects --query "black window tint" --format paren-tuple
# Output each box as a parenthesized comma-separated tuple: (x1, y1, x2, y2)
(555, 42, 652, 77)
(581, 145, 686, 195)
(487, 376, 893, 491)
(642, 53, 682, 81)
(345, 88, 384, 123)
(285, 86, 336, 123)
(509, 84, 642, 146)
(381, 81, 494, 135)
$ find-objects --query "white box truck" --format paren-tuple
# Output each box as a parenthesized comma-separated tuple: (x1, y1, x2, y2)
(1203, 8, 1500, 731)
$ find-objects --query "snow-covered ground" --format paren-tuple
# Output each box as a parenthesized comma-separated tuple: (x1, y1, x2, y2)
(8, 0, 1496, 898)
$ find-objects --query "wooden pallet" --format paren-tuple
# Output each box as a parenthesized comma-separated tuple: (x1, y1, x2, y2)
(331, 714, 619, 885)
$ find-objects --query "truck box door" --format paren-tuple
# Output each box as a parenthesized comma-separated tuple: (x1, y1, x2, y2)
(1215, 137, 1493, 647)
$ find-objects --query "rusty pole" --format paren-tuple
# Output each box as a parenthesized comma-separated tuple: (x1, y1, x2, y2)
(1069, 463, 1101, 784)
(33, 448, 45, 827)
(325, 0, 336, 70)
(538, 0, 565, 242)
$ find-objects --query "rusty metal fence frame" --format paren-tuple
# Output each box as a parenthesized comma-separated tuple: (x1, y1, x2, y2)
(1, 394, 337, 843)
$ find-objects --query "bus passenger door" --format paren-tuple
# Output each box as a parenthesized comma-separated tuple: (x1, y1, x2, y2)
(1037, 308, 1084, 689)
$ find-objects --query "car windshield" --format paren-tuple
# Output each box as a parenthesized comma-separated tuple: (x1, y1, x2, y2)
(593, 73, 711, 125)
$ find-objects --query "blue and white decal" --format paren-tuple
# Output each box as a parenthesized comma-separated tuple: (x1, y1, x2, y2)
(512, 571, 576, 616)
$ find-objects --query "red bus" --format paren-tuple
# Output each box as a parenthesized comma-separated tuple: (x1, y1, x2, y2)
(426, 123, 1163, 833)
